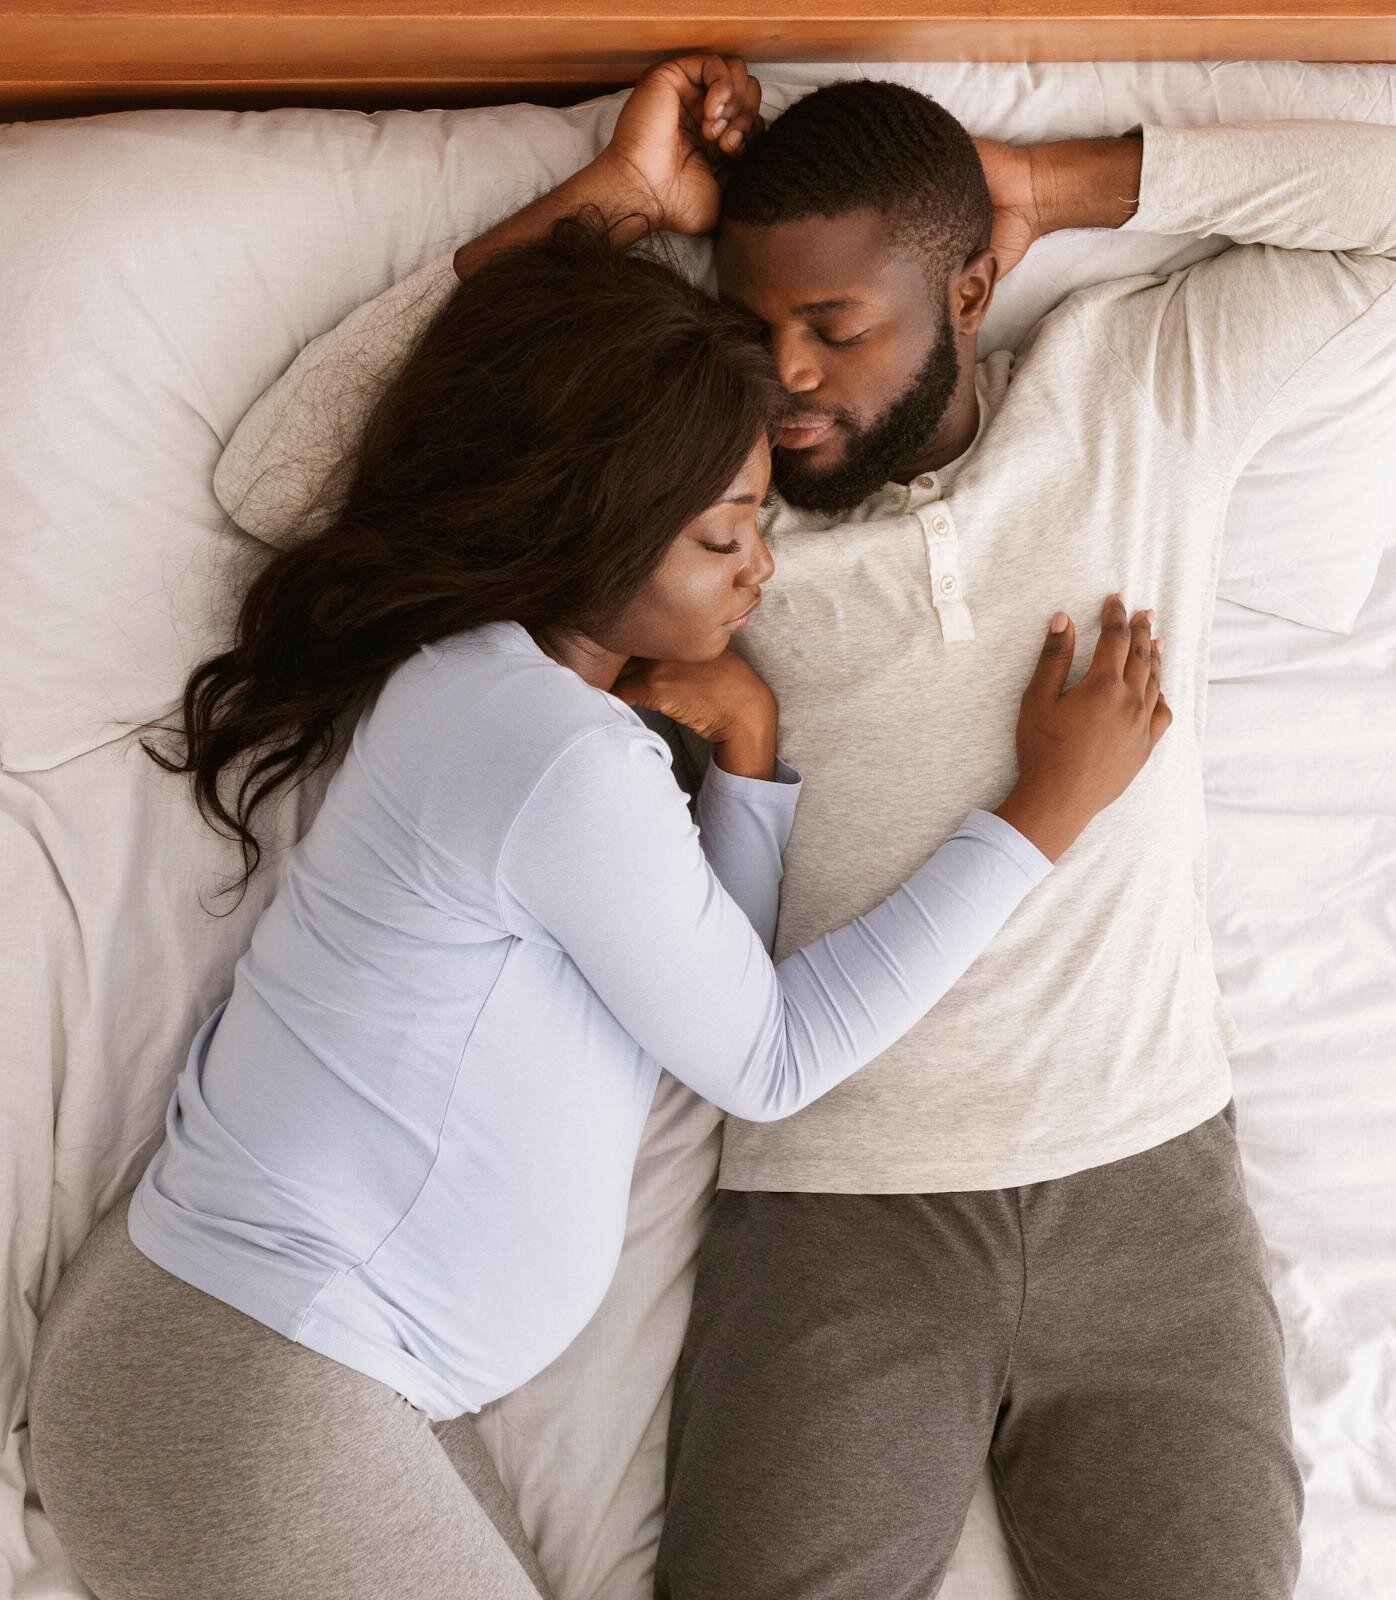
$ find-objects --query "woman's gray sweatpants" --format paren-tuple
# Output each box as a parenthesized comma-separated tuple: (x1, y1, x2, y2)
(26, 1200, 555, 1600)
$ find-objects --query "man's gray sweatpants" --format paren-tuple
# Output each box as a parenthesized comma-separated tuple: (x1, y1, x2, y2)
(656, 1103, 1303, 1600)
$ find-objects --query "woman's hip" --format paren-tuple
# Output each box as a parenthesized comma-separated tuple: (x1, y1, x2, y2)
(28, 1196, 385, 1447)
(26, 1199, 549, 1599)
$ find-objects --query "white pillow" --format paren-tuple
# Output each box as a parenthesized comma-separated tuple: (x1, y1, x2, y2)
(6, 64, 1394, 773)
(0, 93, 631, 772)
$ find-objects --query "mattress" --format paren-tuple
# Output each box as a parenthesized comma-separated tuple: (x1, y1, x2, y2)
(4, 58, 1395, 1600)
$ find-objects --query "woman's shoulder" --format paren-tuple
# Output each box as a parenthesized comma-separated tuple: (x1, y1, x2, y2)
(424, 619, 644, 742)
(309, 623, 680, 914)
(362, 620, 665, 796)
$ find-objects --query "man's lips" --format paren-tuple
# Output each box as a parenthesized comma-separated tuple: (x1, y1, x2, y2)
(777, 416, 838, 451)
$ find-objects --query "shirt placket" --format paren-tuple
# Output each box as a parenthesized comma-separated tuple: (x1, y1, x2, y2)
(910, 489, 975, 642)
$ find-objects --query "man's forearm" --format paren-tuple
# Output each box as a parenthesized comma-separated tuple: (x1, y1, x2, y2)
(452, 155, 659, 281)
(1029, 133, 1144, 235)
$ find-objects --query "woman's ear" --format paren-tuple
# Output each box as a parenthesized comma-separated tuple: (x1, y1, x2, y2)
(950, 247, 999, 335)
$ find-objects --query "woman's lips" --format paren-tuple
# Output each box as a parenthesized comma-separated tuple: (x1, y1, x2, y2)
(777, 416, 836, 451)
(726, 596, 762, 628)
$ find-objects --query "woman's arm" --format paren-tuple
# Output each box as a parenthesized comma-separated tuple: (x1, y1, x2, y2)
(495, 600, 1170, 1122)
(611, 642, 793, 949)
(693, 755, 802, 953)
(494, 721, 1050, 1124)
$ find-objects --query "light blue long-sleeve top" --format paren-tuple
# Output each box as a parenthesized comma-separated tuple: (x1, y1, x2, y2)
(126, 619, 1053, 1421)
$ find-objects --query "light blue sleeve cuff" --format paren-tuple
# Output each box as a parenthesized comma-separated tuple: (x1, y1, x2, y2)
(700, 754, 803, 805)
(959, 807, 1055, 884)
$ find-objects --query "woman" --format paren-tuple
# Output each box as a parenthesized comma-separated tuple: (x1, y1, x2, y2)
(26, 211, 1168, 1599)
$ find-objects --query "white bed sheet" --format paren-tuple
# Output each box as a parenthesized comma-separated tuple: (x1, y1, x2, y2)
(1204, 562, 1396, 1596)
(4, 58, 1395, 1600)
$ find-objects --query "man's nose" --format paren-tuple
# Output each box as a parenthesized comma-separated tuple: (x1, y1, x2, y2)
(771, 328, 821, 395)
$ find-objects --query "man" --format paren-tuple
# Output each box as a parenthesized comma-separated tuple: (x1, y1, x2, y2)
(215, 55, 1396, 1598)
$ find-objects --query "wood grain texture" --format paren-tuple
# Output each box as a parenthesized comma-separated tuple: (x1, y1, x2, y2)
(2, 1, 1394, 118)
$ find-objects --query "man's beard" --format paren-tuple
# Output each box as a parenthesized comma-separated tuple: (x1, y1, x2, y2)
(773, 326, 961, 516)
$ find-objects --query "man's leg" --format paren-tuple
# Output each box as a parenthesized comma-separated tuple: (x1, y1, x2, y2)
(654, 1187, 1021, 1600)
(988, 1104, 1303, 1600)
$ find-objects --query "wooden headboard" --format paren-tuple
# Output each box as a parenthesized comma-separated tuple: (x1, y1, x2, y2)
(4, 0, 1394, 121)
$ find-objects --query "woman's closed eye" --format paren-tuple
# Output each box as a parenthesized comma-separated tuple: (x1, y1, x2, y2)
(701, 539, 742, 555)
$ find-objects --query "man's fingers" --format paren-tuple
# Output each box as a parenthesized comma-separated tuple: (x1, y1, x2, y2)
(1150, 689, 1174, 743)
(1122, 607, 1155, 696)
(644, 52, 758, 160)
(698, 52, 730, 88)
(703, 57, 759, 153)
(701, 53, 742, 126)
(716, 73, 762, 154)
(1025, 612, 1076, 703)
(1087, 592, 1133, 679)
(634, 59, 719, 160)
(644, 54, 730, 137)
(649, 55, 713, 112)
(720, 54, 749, 106)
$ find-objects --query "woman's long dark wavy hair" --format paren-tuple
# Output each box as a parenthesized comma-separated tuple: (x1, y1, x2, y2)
(141, 213, 788, 906)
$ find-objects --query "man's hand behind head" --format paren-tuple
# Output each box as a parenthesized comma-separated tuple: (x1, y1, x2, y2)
(971, 137, 1043, 278)
(601, 54, 765, 237)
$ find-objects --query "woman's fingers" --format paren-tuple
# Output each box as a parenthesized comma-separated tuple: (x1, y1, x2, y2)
(1144, 639, 1163, 713)
(611, 655, 652, 691)
(1024, 611, 1076, 704)
(1087, 592, 1133, 680)
(1122, 607, 1155, 696)
(1150, 688, 1174, 743)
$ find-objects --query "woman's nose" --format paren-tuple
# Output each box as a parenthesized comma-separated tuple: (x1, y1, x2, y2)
(745, 535, 776, 587)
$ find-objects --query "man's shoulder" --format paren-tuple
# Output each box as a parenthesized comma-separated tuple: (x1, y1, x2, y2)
(1007, 266, 1189, 375)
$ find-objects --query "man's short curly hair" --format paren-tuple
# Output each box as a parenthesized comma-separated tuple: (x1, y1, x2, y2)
(720, 79, 992, 286)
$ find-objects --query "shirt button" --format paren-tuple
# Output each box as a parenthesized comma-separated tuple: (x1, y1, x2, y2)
(932, 516, 950, 534)
(940, 574, 959, 596)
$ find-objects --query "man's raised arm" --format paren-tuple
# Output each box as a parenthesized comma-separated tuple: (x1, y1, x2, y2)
(994, 119, 1396, 476)
(214, 55, 762, 546)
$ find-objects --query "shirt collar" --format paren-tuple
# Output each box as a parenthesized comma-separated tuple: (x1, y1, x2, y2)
(900, 361, 992, 508)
